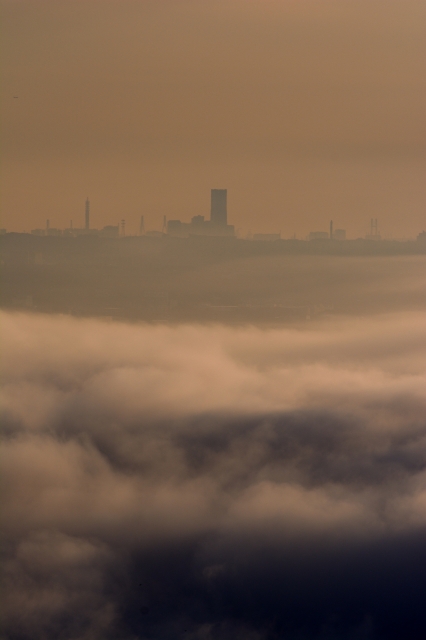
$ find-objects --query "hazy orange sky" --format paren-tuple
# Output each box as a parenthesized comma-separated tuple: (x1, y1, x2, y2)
(2, 0, 425, 237)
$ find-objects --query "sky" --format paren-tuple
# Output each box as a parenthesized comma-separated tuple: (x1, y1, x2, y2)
(2, 0, 425, 237)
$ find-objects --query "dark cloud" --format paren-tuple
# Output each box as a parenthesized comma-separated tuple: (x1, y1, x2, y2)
(1, 311, 426, 639)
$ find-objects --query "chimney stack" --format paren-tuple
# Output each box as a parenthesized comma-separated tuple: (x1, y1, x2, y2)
(85, 198, 90, 230)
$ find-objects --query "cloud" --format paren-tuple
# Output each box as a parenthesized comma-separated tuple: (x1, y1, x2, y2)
(1, 310, 426, 639)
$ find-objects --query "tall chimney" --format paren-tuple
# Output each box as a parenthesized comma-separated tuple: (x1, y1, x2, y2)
(85, 198, 90, 230)
(330, 220, 333, 240)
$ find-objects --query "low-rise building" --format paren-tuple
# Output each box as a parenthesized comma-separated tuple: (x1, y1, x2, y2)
(308, 231, 329, 240)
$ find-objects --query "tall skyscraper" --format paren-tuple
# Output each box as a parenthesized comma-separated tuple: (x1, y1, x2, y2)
(210, 189, 227, 226)
(85, 198, 90, 230)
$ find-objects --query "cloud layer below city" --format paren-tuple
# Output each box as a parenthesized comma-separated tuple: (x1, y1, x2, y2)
(1, 310, 426, 639)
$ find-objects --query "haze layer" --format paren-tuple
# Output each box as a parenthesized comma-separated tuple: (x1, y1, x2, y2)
(2, 0, 425, 237)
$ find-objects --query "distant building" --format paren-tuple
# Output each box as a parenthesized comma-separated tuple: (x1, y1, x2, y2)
(100, 225, 119, 238)
(63, 227, 98, 236)
(167, 217, 234, 238)
(253, 233, 281, 241)
(32, 228, 63, 236)
(334, 229, 346, 240)
(308, 231, 329, 240)
(210, 189, 227, 226)
(146, 230, 163, 238)
(417, 231, 426, 243)
(191, 215, 205, 228)
(167, 220, 187, 237)
(167, 188, 235, 237)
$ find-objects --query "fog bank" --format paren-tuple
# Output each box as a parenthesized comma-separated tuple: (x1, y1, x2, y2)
(1, 311, 426, 639)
